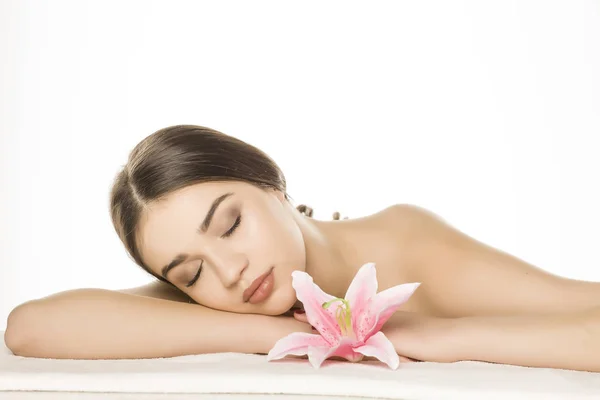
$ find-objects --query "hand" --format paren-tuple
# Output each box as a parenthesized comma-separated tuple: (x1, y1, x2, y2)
(292, 310, 419, 363)
(257, 312, 315, 355)
(293, 309, 460, 363)
(251, 312, 313, 358)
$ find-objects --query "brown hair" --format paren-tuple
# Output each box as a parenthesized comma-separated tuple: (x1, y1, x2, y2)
(109, 125, 346, 286)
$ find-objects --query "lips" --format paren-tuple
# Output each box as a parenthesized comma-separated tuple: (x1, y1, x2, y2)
(243, 267, 275, 303)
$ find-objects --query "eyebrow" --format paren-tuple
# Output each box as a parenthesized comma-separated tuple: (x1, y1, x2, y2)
(160, 192, 234, 279)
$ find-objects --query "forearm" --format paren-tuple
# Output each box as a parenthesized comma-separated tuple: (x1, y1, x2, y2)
(5, 289, 284, 359)
(453, 308, 600, 372)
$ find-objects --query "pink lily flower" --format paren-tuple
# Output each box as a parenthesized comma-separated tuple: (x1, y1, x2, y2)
(267, 262, 421, 369)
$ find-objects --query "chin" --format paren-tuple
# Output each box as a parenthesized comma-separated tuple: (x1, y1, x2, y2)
(261, 285, 298, 315)
(254, 264, 301, 315)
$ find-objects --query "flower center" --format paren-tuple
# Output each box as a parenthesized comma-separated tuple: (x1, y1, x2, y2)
(322, 298, 354, 337)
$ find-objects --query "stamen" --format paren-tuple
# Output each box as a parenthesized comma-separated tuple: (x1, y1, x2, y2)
(322, 297, 353, 336)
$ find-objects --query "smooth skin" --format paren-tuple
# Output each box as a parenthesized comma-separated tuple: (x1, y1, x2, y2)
(122, 180, 600, 371)
(7, 180, 598, 368)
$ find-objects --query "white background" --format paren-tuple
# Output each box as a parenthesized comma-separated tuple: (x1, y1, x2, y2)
(1, 0, 599, 331)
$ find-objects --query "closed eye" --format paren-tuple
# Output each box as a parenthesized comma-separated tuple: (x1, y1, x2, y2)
(221, 215, 242, 238)
(186, 215, 241, 288)
(186, 260, 203, 287)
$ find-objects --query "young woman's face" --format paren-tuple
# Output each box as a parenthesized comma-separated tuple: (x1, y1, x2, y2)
(137, 181, 306, 315)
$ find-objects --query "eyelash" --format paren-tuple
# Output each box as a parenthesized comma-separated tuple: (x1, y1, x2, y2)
(186, 260, 203, 287)
(221, 214, 242, 238)
(185, 214, 242, 287)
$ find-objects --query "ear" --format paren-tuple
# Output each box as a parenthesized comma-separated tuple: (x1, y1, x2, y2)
(273, 190, 286, 203)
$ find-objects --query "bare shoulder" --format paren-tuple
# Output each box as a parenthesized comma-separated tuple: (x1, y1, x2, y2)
(117, 280, 197, 304)
(376, 203, 600, 317)
(381, 203, 452, 227)
(373, 204, 458, 244)
(371, 204, 458, 268)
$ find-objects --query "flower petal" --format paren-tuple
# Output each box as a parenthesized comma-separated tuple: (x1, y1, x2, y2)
(354, 331, 400, 370)
(267, 332, 330, 361)
(291, 271, 342, 345)
(306, 344, 339, 369)
(344, 262, 378, 327)
(369, 282, 421, 333)
(307, 337, 363, 368)
(355, 282, 421, 341)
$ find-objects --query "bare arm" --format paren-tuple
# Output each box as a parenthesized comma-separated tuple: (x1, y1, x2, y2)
(453, 307, 600, 372)
(115, 280, 197, 303)
(4, 288, 307, 360)
(384, 307, 600, 372)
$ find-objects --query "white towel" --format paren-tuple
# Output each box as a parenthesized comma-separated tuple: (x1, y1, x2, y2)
(1, 331, 600, 399)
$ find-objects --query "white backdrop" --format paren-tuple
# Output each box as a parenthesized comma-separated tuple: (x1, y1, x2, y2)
(1, 0, 599, 331)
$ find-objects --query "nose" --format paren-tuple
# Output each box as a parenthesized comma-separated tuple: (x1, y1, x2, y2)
(207, 249, 247, 288)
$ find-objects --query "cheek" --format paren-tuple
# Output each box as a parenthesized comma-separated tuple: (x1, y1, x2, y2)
(258, 207, 302, 246)
(243, 211, 269, 241)
(263, 219, 306, 268)
(266, 279, 299, 315)
(186, 277, 221, 305)
(189, 288, 235, 311)
(281, 219, 306, 263)
(243, 211, 292, 253)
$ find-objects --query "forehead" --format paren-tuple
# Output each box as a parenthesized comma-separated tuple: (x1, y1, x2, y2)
(136, 181, 258, 271)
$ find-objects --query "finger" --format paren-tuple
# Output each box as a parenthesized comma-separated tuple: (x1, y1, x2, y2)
(293, 310, 309, 323)
(398, 355, 417, 363)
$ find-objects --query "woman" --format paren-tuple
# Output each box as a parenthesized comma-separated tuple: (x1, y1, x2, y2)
(6, 125, 600, 371)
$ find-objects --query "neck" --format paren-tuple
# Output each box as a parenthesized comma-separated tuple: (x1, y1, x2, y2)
(290, 206, 359, 299)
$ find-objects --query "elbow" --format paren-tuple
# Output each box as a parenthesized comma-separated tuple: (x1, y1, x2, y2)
(5, 302, 39, 356)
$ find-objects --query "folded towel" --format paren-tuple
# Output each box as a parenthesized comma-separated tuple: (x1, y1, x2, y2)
(1, 331, 599, 399)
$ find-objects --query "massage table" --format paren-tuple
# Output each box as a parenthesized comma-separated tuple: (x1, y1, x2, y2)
(1, 331, 599, 399)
